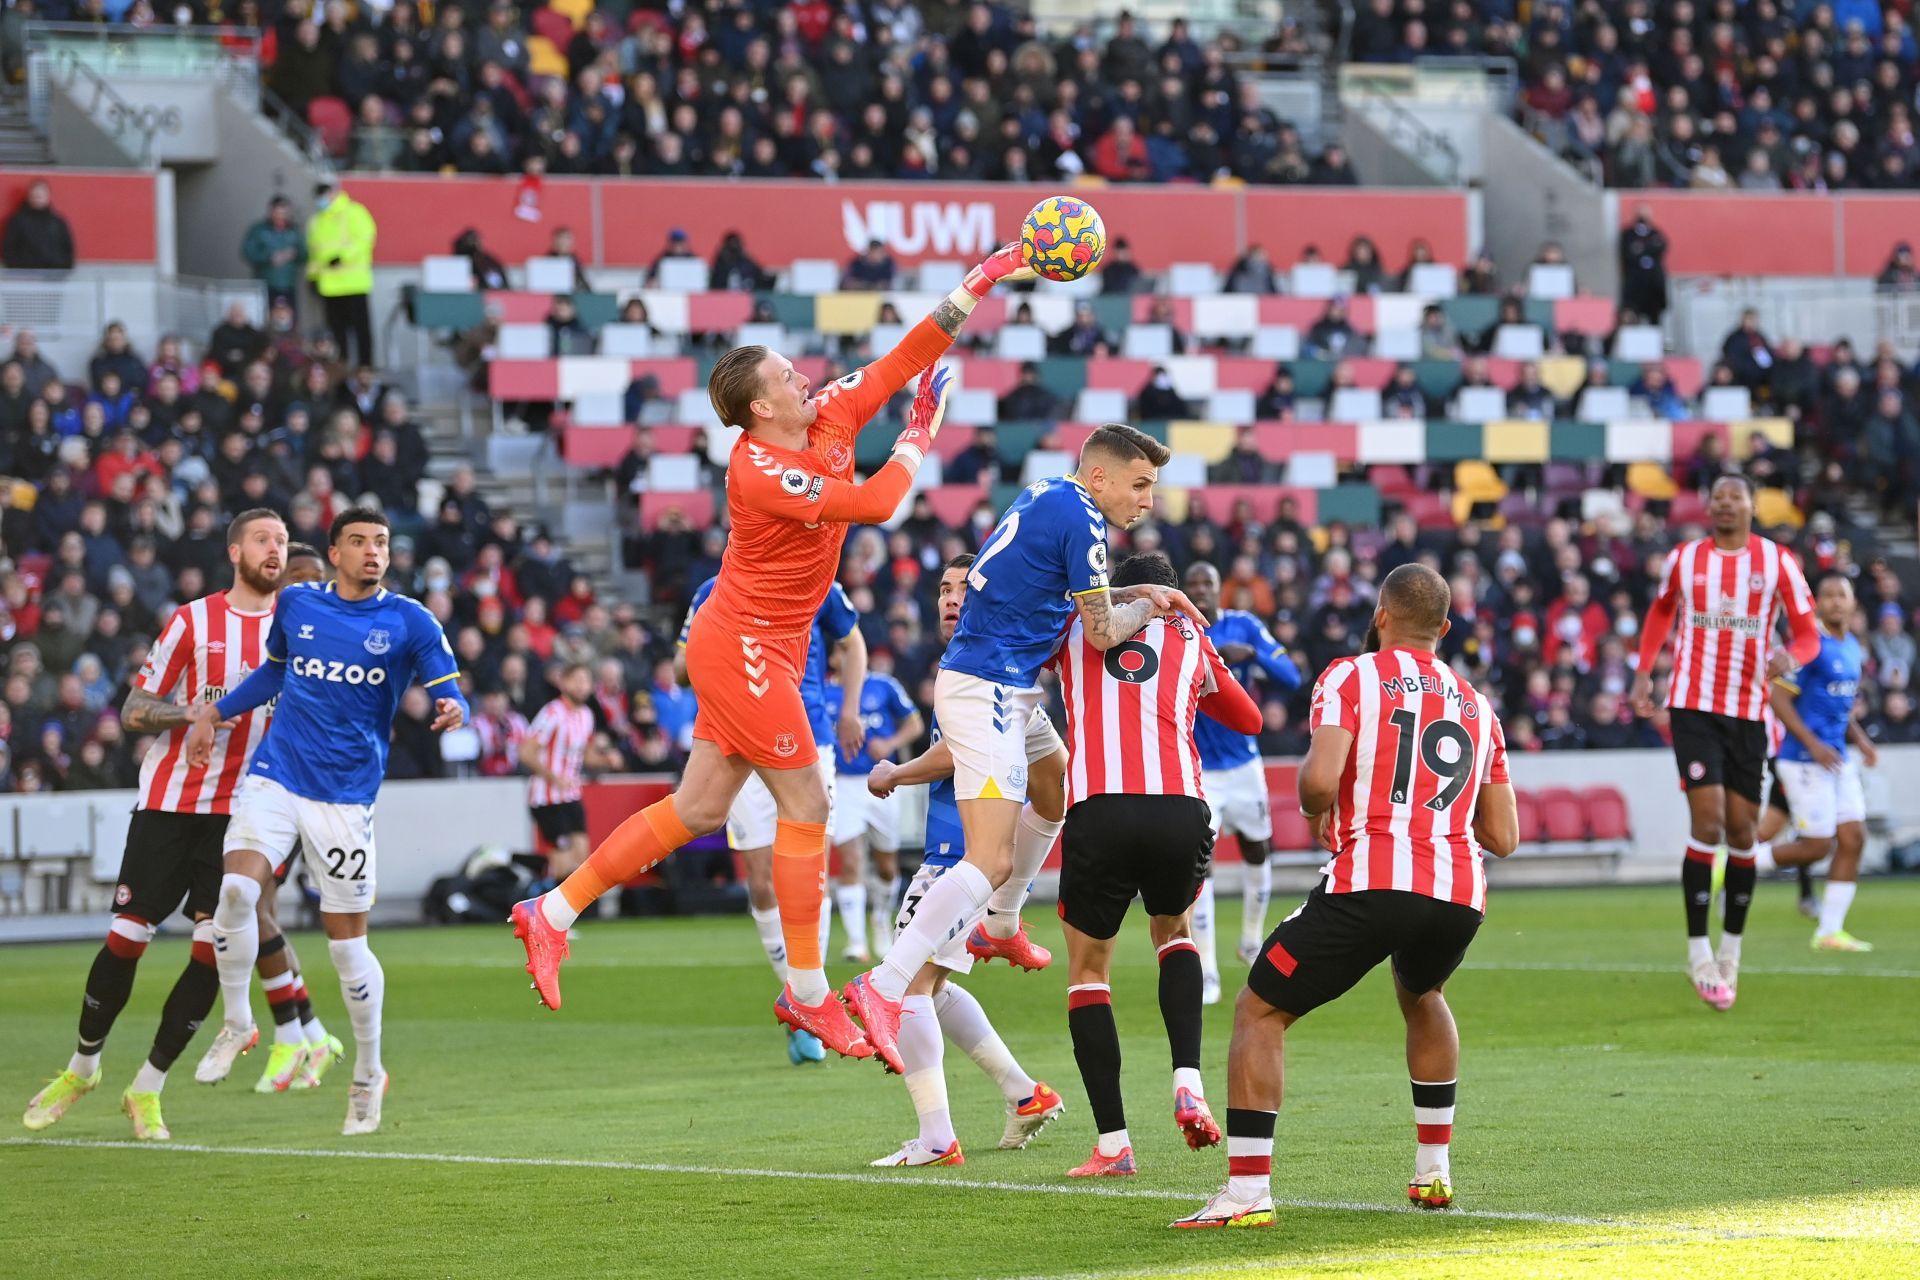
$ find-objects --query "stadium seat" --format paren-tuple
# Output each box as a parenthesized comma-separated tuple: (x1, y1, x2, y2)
(1700, 386, 1753, 421)
(734, 323, 788, 351)
(1205, 390, 1256, 422)
(638, 489, 714, 530)
(1576, 386, 1631, 422)
(1605, 419, 1673, 462)
(1626, 461, 1678, 500)
(1290, 263, 1339, 298)
(561, 423, 631, 467)
(1286, 450, 1338, 488)
(652, 258, 707, 292)
(531, 5, 575, 44)
(1537, 788, 1588, 843)
(647, 455, 703, 490)
(599, 324, 656, 358)
(1373, 328, 1420, 360)
(1484, 419, 1549, 463)
(527, 34, 569, 77)
(1527, 263, 1575, 299)
(915, 261, 966, 293)
(1159, 454, 1207, 486)
(1122, 325, 1175, 360)
(420, 256, 476, 292)
(1492, 324, 1546, 360)
(1514, 789, 1543, 846)
(1441, 296, 1501, 341)
(1756, 487, 1804, 528)
(1413, 359, 1463, 401)
(1451, 386, 1507, 423)
(1167, 263, 1222, 296)
(787, 259, 840, 293)
(947, 388, 996, 425)
(1555, 296, 1617, 336)
(1535, 356, 1588, 401)
(524, 257, 575, 293)
(306, 97, 352, 157)
(995, 326, 1047, 360)
(674, 388, 713, 422)
(1732, 417, 1793, 456)
(496, 324, 550, 359)
(572, 392, 625, 426)
(816, 293, 881, 336)
(1250, 327, 1301, 360)
(1611, 324, 1664, 362)
(1074, 388, 1129, 421)
(1192, 295, 1259, 341)
(1406, 263, 1459, 297)
(1327, 387, 1382, 421)
(1581, 787, 1631, 843)
(1020, 449, 1075, 485)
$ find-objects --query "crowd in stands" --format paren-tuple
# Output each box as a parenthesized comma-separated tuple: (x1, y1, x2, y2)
(1382, 0, 1920, 195)
(227, 0, 1351, 185)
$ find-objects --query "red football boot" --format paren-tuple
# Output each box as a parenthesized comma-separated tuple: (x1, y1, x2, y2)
(775, 986, 874, 1061)
(964, 922, 1052, 971)
(840, 973, 904, 1074)
(511, 898, 569, 1011)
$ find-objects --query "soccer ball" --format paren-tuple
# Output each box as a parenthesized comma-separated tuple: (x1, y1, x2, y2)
(1020, 196, 1107, 282)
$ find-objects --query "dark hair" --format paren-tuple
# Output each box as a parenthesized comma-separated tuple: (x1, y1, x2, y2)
(1710, 471, 1758, 498)
(328, 507, 390, 545)
(1113, 550, 1177, 589)
(944, 553, 976, 573)
(1812, 569, 1854, 595)
(226, 507, 285, 545)
(1082, 423, 1171, 469)
(1378, 563, 1451, 636)
(561, 660, 593, 679)
(286, 541, 323, 562)
(708, 343, 770, 427)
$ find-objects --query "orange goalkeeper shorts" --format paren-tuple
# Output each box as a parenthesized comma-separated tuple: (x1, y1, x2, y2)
(684, 608, 818, 769)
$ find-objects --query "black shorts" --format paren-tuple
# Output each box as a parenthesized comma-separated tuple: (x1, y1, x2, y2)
(532, 801, 588, 844)
(1247, 881, 1483, 1018)
(1669, 708, 1768, 805)
(112, 810, 230, 924)
(1765, 761, 1792, 816)
(1058, 794, 1214, 940)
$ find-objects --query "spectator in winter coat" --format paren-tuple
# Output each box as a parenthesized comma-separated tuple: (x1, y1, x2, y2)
(2, 180, 74, 270)
(241, 197, 306, 310)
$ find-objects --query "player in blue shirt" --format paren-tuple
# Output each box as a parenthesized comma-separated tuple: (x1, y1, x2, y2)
(862, 553, 1065, 1164)
(845, 423, 1205, 1075)
(824, 669, 922, 963)
(1762, 572, 1879, 951)
(183, 509, 468, 1136)
(1181, 562, 1302, 1001)
(675, 575, 866, 1064)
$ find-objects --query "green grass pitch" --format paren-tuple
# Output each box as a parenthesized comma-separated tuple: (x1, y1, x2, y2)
(5, 881, 1917, 1279)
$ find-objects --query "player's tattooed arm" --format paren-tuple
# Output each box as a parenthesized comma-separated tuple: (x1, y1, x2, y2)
(1075, 589, 1156, 651)
(121, 687, 190, 732)
(930, 295, 970, 338)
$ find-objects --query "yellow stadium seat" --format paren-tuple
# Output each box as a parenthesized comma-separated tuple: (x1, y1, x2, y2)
(1535, 356, 1588, 402)
(1451, 459, 1508, 526)
(1731, 417, 1794, 458)
(1168, 421, 1236, 465)
(527, 36, 569, 79)
(1483, 419, 1549, 463)
(1159, 488, 1191, 522)
(1756, 487, 1805, 528)
(550, 0, 593, 29)
(1626, 461, 1678, 500)
(814, 293, 882, 336)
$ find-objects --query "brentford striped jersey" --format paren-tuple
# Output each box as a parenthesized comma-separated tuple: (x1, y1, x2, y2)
(1308, 649, 1509, 913)
(1650, 534, 1815, 721)
(526, 698, 595, 807)
(134, 592, 275, 814)
(1057, 613, 1226, 807)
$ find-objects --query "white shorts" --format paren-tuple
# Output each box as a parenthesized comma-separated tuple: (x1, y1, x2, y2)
(1202, 758, 1272, 842)
(932, 669, 1064, 804)
(832, 777, 901, 851)
(726, 754, 837, 851)
(1775, 757, 1866, 840)
(896, 861, 981, 975)
(224, 775, 377, 914)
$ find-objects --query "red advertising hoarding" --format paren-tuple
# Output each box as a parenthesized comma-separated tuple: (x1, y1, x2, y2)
(0, 169, 161, 265)
(1622, 192, 1920, 277)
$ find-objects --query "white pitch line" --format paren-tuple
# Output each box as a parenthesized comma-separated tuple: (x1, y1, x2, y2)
(3, 1137, 1898, 1245)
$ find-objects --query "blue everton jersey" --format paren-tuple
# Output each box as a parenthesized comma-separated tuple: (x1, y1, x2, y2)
(1194, 610, 1301, 770)
(1777, 630, 1862, 763)
(247, 583, 462, 805)
(922, 711, 964, 868)
(941, 475, 1110, 689)
(826, 673, 918, 774)
(683, 575, 857, 745)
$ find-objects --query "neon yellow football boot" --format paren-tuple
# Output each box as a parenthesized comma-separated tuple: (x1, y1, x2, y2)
(122, 1088, 171, 1141)
(23, 1068, 101, 1131)
(254, 1040, 309, 1093)
(292, 1035, 345, 1090)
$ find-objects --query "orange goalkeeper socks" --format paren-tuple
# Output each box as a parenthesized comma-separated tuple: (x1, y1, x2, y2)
(557, 797, 694, 915)
(771, 819, 829, 989)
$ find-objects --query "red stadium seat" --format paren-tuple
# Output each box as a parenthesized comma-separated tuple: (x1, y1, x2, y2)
(1670, 490, 1709, 526)
(1670, 419, 1730, 464)
(924, 484, 990, 527)
(627, 357, 699, 397)
(1537, 787, 1588, 842)
(638, 489, 714, 531)
(483, 291, 556, 324)
(1270, 805, 1316, 854)
(1554, 296, 1617, 336)
(1257, 297, 1328, 328)
(1252, 422, 1358, 464)
(306, 97, 352, 158)
(562, 424, 631, 468)
(1581, 787, 1632, 842)
(956, 357, 1023, 397)
(532, 6, 575, 46)
(1341, 357, 1399, 391)
(685, 293, 754, 334)
(1130, 295, 1193, 329)
(1514, 789, 1544, 846)
(1664, 357, 1705, 400)
(1084, 357, 1156, 394)
(1213, 356, 1276, 391)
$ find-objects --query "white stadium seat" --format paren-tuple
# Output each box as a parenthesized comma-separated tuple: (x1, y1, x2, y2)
(653, 257, 708, 292)
(599, 324, 656, 358)
(421, 255, 475, 292)
(1452, 386, 1508, 423)
(496, 324, 549, 359)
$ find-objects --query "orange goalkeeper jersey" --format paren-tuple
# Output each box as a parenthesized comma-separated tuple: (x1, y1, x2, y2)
(703, 317, 952, 644)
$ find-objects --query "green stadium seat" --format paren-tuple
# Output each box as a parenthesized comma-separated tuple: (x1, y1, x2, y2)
(1089, 295, 1133, 334)
(760, 292, 814, 331)
(1413, 359, 1464, 401)
(414, 292, 486, 330)
(1288, 359, 1334, 399)
(993, 422, 1048, 466)
(989, 481, 1024, 514)
(1424, 420, 1484, 461)
(1523, 299, 1557, 331)
(1549, 419, 1607, 460)
(1441, 296, 1501, 341)
(1035, 357, 1087, 402)
(572, 293, 620, 330)
(1314, 482, 1382, 528)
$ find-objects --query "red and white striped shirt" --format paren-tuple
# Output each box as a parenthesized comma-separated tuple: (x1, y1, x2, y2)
(1057, 615, 1227, 807)
(1647, 534, 1815, 721)
(1308, 649, 1509, 913)
(526, 698, 595, 807)
(134, 593, 275, 815)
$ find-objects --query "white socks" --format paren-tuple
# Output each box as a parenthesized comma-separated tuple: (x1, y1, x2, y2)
(1193, 878, 1219, 981)
(69, 1051, 100, 1078)
(874, 860, 991, 1001)
(835, 882, 869, 956)
(870, 874, 901, 957)
(1241, 860, 1271, 948)
(898, 994, 954, 1150)
(539, 888, 580, 932)
(212, 873, 263, 1029)
(750, 905, 788, 982)
(984, 806, 1062, 937)
(1173, 1066, 1205, 1097)
(130, 1060, 167, 1094)
(1227, 1132, 1273, 1200)
(1819, 880, 1857, 936)
(1753, 841, 1776, 874)
(934, 982, 1035, 1102)
(1687, 935, 1714, 969)
(328, 937, 385, 1085)
(1718, 933, 1742, 966)
(1097, 1128, 1131, 1157)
